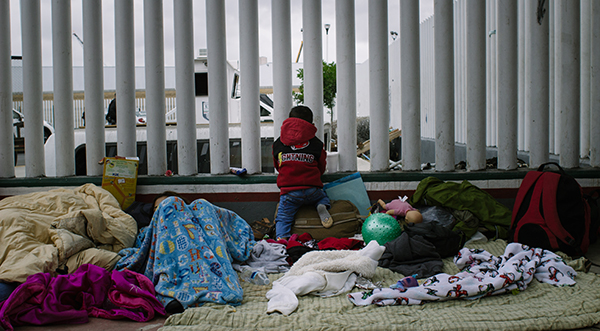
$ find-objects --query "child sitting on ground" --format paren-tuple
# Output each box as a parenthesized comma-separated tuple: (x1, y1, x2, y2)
(272, 106, 331, 241)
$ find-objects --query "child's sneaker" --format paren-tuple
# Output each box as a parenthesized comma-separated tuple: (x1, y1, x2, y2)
(317, 204, 333, 228)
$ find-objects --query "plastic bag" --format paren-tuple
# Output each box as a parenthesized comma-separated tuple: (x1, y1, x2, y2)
(323, 172, 371, 215)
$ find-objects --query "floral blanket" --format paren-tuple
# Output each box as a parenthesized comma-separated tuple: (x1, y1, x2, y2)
(348, 242, 577, 306)
(116, 197, 255, 308)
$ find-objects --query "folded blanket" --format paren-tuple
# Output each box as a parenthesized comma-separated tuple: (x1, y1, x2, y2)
(348, 242, 577, 306)
(0, 264, 165, 331)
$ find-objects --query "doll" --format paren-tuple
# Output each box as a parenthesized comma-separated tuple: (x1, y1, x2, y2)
(377, 197, 423, 224)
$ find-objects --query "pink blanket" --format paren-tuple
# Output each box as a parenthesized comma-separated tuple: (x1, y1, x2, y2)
(0, 264, 165, 330)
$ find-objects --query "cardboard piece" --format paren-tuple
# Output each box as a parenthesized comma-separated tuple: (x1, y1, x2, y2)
(101, 156, 139, 210)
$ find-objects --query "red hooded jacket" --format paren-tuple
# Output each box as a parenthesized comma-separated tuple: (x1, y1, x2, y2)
(272, 117, 327, 195)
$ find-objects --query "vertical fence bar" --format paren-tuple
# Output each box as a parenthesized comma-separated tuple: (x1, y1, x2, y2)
(206, 0, 228, 174)
(336, 0, 357, 172)
(83, 0, 105, 176)
(369, 0, 389, 171)
(549, 0, 555, 154)
(557, 1, 580, 168)
(434, 0, 455, 171)
(526, 0, 549, 168)
(52, 0, 75, 177)
(144, 0, 167, 175)
(400, 0, 421, 171)
(271, 0, 292, 141)
(581, 0, 591, 159)
(174, 0, 198, 175)
(303, 0, 324, 140)
(0, 0, 14, 177)
(466, 0, 486, 170)
(592, 0, 600, 167)
(239, 0, 261, 174)
(497, 0, 518, 170)
(21, 0, 45, 177)
(115, 0, 137, 158)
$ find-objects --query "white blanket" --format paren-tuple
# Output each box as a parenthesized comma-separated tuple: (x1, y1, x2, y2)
(348, 242, 577, 306)
(266, 240, 385, 315)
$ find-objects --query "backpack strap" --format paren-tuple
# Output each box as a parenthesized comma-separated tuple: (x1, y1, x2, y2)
(511, 171, 543, 229)
(514, 174, 559, 248)
(542, 172, 577, 246)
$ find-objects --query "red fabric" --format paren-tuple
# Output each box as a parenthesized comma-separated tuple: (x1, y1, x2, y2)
(286, 233, 314, 249)
(317, 237, 363, 250)
(297, 233, 313, 242)
(279, 118, 317, 147)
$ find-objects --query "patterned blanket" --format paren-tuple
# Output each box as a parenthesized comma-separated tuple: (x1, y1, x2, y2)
(348, 242, 576, 306)
(116, 197, 255, 309)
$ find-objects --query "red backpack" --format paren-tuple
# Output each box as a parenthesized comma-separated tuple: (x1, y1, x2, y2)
(509, 162, 591, 256)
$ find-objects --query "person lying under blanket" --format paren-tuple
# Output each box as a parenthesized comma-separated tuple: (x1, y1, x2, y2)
(116, 192, 257, 314)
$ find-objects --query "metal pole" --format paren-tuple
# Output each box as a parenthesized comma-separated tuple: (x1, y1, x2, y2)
(115, 0, 136, 158)
(271, 0, 292, 141)
(0, 0, 14, 177)
(434, 0, 455, 172)
(581, 0, 591, 159)
(466, 0, 486, 171)
(400, 0, 421, 171)
(591, 0, 600, 167)
(526, 0, 549, 168)
(144, 0, 167, 175)
(21, 0, 45, 177)
(557, 0, 581, 168)
(303, 0, 324, 140)
(368, 0, 389, 172)
(239, 0, 261, 174)
(549, 0, 555, 154)
(52, 0, 75, 177)
(206, 0, 228, 174)
(83, 0, 105, 176)
(497, 0, 518, 170)
(336, 0, 357, 172)
(174, 0, 197, 175)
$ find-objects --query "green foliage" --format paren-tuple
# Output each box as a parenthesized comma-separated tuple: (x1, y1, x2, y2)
(293, 61, 337, 113)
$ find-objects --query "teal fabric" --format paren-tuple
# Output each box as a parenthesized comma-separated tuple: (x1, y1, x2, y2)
(116, 197, 256, 308)
(409, 177, 512, 240)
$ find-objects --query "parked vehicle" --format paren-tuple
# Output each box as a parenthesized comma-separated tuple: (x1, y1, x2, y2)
(44, 55, 275, 176)
(44, 122, 275, 176)
(13, 109, 55, 165)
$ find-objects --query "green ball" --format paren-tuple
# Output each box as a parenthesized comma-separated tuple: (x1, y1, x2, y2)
(362, 213, 403, 245)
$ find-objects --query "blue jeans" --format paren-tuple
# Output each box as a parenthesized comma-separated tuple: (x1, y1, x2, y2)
(275, 187, 330, 239)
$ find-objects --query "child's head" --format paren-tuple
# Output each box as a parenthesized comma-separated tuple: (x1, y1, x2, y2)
(152, 191, 189, 213)
(289, 105, 313, 123)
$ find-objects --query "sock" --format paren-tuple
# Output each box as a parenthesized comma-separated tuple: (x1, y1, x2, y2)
(317, 204, 333, 228)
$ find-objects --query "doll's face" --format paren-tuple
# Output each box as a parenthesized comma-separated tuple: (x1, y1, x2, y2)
(405, 210, 423, 224)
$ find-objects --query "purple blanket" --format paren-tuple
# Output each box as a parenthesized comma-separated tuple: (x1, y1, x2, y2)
(0, 264, 165, 330)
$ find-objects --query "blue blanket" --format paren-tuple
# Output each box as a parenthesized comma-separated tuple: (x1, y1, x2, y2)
(116, 197, 256, 308)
